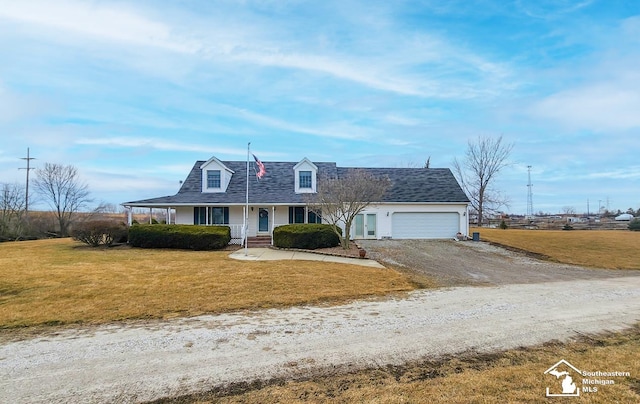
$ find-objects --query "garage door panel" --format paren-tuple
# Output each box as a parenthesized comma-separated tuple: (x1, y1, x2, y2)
(392, 212, 459, 239)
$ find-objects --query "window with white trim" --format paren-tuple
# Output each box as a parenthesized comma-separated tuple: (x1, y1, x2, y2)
(193, 207, 229, 225)
(299, 171, 312, 189)
(207, 170, 221, 188)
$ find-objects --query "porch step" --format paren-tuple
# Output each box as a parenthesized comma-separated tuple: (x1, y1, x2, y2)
(246, 236, 272, 248)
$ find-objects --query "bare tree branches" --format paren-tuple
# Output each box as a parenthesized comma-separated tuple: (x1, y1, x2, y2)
(452, 135, 514, 226)
(306, 169, 391, 249)
(0, 183, 27, 239)
(33, 163, 93, 236)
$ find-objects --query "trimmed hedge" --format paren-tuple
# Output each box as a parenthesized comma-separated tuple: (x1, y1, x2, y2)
(72, 220, 128, 247)
(273, 224, 341, 249)
(128, 224, 231, 250)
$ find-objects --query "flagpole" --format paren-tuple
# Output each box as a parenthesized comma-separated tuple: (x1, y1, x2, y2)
(245, 142, 250, 256)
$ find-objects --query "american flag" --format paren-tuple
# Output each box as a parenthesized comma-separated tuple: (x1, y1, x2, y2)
(252, 154, 266, 179)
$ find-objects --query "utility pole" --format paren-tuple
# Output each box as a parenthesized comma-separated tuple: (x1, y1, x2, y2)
(526, 165, 533, 217)
(19, 148, 36, 219)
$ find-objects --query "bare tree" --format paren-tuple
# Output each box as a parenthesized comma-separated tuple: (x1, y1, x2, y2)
(1, 182, 27, 239)
(452, 135, 514, 226)
(34, 163, 93, 236)
(307, 169, 391, 249)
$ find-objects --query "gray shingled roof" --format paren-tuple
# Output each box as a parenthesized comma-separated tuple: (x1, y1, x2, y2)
(337, 167, 470, 203)
(124, 160, 469, 205)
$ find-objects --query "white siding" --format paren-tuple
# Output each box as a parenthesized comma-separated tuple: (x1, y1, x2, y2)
(349, 203, 468, 240)
(175, 207, 192, 224)
(172, 203, 469, 240)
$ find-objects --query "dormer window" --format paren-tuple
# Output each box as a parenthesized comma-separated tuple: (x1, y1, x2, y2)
(207, 170, 221, 189)
(293, 158, 317, 193)
(299, 171, 312, 189)
(200, 156, 234, 193)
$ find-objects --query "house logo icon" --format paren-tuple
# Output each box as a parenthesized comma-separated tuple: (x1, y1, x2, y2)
(544, 359, 581, 397)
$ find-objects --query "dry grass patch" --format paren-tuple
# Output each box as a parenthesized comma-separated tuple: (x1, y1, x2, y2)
(473, 228, 640, 270)
(0, 238, 415, 329)
(160, 324, 640, 403)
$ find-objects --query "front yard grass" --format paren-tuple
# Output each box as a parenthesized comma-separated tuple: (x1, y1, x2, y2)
(473, 228, 640, 270)
(0, 238, 416, 329)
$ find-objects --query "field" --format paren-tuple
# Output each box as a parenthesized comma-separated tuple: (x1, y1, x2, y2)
(2, 232, 639, 403)
(473, 227, 640, 270)
(0, 238, 415, 330)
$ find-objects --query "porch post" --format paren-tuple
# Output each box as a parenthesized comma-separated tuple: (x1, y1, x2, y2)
(127, 207, 132, 226)
(149, 208, 152, 224)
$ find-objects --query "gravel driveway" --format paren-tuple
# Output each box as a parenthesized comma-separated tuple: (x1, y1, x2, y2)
(357, 239, 639, 286)
(2, 241, 639, 403)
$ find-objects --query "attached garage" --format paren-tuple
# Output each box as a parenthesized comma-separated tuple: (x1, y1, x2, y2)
(391, 212, 461, 239)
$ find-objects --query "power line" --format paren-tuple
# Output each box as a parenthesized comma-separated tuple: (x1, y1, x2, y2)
(19, 147, 36, 218)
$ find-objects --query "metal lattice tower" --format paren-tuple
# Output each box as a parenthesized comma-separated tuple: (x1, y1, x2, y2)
(526, 165, 533, 216)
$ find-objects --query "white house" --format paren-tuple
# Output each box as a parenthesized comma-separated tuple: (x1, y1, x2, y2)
(123, 156, 470, 245)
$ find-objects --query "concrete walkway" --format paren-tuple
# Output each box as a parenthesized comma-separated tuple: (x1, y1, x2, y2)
(229, 248, 385, 268)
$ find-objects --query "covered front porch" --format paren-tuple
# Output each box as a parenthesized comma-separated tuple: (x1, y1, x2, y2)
(178, 204, 321, 245)
(123, 204, 321, 246)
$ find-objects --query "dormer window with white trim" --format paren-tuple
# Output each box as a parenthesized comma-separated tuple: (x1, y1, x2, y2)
(200, 156, 234, 193)
(293, 157, 317, 193)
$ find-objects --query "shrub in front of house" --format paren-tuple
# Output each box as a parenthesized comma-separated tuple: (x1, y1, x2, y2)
(629, 218, 640, 231)
(273, 224, 341, 249)
(128, 224, 231, 250)
(72, 220, 128, 247)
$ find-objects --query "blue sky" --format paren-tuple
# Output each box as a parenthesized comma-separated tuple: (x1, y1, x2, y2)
(1, 0, 639, 214)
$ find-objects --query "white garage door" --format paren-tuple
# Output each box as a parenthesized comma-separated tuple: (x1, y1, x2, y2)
(392, 212, 460, 239)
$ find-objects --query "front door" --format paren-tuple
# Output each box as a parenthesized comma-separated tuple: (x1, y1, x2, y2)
(258, 208, 269, 233)
(354, 213, 376, 239)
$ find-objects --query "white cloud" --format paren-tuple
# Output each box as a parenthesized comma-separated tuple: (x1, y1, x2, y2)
(586, 166, 640, 180)
(228, 50, 427, 97)
(530, 76, 640, 132)
(0, 0, 515, 99)
(526, 15, 640, 133)
(0, 0, 198, 53)
(515, 0, 596, 19)
(0, 83, 52, 123)
(75, 137, 247, 156)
